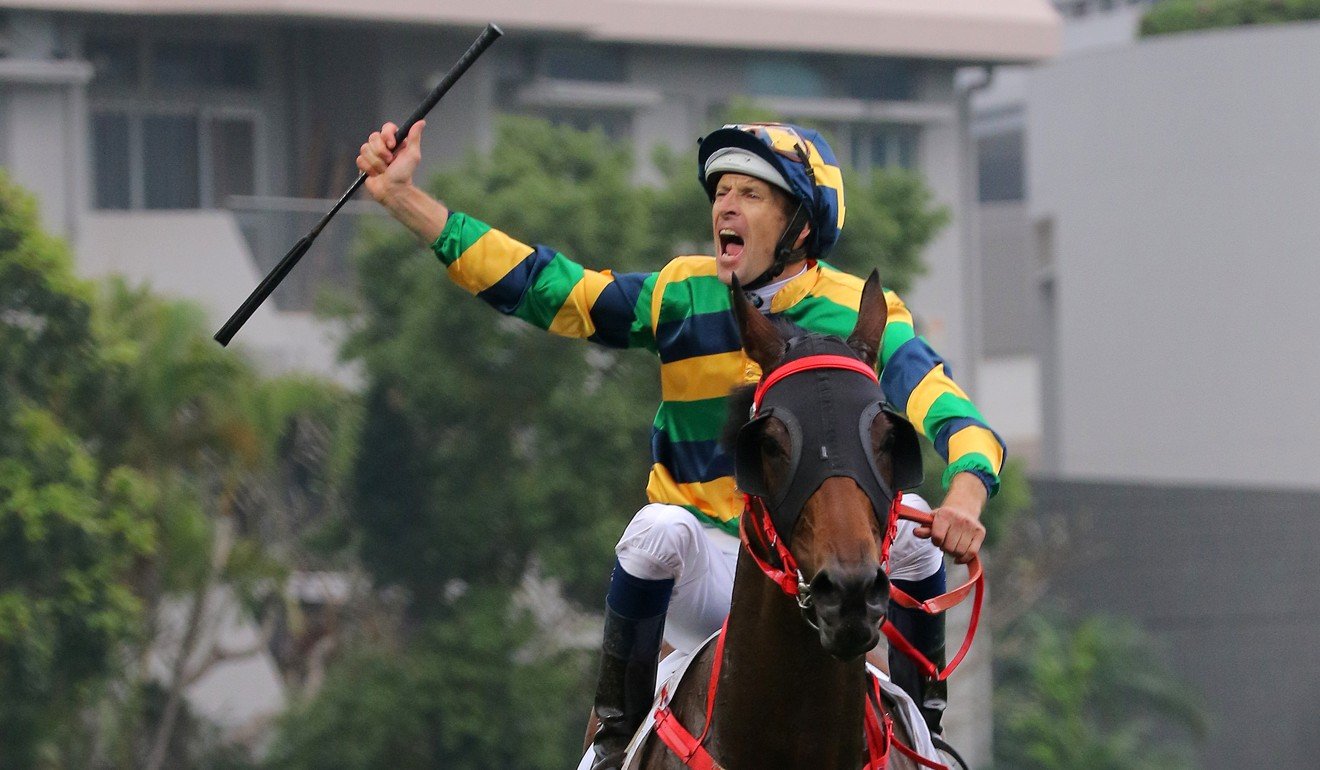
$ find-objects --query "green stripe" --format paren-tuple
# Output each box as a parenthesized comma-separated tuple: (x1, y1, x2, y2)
(658, 274, 729, 325)
(922, 391, 989, 443)
(653, 397, 731, 443)
(780, 294, 857, 339)
(432, 212, 489, 266)
(880, 321, 916, 367)
(944, 454, 1000, 496)
(685, 505, 740, 536)
(630, 273, 659, 352)
(511, 253, 584, 330)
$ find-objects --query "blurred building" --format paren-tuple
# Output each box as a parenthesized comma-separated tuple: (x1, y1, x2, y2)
(0, 0, 1061, 765)
(0, 0, 1058, 388)
(973, 2, 1320, 767)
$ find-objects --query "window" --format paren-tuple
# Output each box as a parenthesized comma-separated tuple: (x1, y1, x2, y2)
(847, 124, 919, 171)
(747, 58, 825, 99)
(142, 114, 200, 208)
(540, 44, 626, 82)
(978, 131, 1025, 202)
(85, 35, 139, 89)
(537, 108, 632, 141)
(87, 32, 263, 210)
(152, 40, 259, 89)
(841, 59, 917, 101)
(92, 112, 132, 209)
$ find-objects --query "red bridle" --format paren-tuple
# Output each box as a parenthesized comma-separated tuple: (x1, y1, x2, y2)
(653, 353, 983, 769)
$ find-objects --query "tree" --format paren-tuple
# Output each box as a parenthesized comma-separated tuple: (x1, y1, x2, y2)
(992, 612, 1207, 770)
(0, 171, 358, 768)
(0, 172, 159, 769)
(1140, 0, 1320, 36)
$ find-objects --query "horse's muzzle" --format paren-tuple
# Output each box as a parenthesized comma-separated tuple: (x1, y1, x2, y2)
(808, 562, 889, 660)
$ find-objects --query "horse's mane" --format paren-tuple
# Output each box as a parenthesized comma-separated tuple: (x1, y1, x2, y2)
(720, 315, 813, 451)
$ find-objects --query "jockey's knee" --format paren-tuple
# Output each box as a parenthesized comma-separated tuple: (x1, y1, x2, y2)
(616, 504, 701, 581)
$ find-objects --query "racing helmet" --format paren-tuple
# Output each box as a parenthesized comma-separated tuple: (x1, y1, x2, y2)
(697, 122, 846, 261)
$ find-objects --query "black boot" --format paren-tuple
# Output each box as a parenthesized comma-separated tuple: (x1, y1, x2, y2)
(589, 607, 665, 770)
(889, 576, 948, 736)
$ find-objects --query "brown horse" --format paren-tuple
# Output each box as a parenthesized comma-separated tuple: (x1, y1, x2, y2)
(632, 272, 940, 770)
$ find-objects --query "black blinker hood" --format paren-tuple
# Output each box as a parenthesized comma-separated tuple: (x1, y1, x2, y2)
(734, 334, 922, 546)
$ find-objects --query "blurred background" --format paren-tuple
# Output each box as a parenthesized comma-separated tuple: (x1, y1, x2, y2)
(1, 0, 1317, 767)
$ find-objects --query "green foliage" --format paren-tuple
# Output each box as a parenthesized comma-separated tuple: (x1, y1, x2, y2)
(266, 591, 591, 770)
(1140, 0, 1320, 36)
(0, 171, 358, 767)
(0, 172, 157, 766)
(993, 612, 1207, 769)
(828, 168, 947, 294)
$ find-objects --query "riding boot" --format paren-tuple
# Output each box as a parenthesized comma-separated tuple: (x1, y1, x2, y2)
(589, 561, 672, 770)
(589, 607, 666, 770)
(890, 571, 949, 736)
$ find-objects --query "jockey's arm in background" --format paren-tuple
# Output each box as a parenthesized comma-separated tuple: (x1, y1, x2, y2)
(876, 290, 1004, 565)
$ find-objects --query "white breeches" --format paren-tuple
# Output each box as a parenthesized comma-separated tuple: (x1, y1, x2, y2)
(614, 494, 944, 654)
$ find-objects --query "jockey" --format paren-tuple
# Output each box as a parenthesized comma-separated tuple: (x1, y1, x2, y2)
(357, 120, 1005, 769)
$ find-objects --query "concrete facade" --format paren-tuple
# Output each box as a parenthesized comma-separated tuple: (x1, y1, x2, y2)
(1027, 22, 1320, 491)
(970, 10, 1320, 768)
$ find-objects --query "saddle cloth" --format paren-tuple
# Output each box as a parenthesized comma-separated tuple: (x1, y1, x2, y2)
(573, 632, 939, 769)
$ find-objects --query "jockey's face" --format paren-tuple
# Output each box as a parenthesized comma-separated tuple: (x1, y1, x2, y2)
(711, 173, 806, 285)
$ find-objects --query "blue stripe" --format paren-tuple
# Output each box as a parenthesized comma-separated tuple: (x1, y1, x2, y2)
(651, 429, 734, 484)
(879, 336, 944, 414)
(587, 271, 650, 349)
(475, 245, 556, 315)
(655, 310, 741, 364)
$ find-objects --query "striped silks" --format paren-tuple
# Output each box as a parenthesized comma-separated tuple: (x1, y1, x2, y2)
(433, 212, 1005, 531)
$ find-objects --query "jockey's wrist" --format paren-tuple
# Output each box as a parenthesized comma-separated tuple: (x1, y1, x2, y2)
(942, 472, 988, 517)
(382, 183, 449, 244)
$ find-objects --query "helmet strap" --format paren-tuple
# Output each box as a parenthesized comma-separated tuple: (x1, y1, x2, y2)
(744, 202, 811, 291)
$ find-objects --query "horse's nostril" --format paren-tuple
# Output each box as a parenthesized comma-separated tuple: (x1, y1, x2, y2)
(868, 569, 890, 608)
(810, 570, 840, 604)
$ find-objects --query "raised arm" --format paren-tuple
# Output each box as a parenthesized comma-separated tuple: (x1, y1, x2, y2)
(356, 122, 657, 351)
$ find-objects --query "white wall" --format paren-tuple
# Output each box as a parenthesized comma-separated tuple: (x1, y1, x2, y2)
(1028, 22, 1320, 490)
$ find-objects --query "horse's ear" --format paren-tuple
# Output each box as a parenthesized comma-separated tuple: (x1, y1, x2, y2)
(847, 270, 887, 368)
(730, 275, 784, 369)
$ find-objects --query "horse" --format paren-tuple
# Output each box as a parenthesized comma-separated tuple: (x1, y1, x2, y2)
(629, 271, 956, 770)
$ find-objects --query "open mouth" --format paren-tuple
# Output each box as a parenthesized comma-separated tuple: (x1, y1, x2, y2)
(719, 228, 745, 259)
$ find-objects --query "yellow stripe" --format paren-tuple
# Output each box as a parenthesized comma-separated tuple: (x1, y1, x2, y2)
(546, 270, 613, 338)
(445, 227, 534, 295)
(905, 364, 969, 437)
(653, 256, 718, 329)
(660, 350, 750, 401)
(646, 465, 741, 524)
(807, 269, 863, 308)
(884, 290, 914, 328)
(947, 425, 1005, 475)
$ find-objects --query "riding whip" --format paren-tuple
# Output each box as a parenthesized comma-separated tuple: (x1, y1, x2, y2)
(214, 23, 504, 346)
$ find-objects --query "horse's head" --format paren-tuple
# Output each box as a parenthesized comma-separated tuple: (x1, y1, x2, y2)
(726, 272, 923, 660)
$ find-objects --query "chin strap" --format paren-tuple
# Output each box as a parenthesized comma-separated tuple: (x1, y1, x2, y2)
(742, 202, 811, 291)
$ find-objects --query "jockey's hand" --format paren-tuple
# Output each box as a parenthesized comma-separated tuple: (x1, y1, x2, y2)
(915, 472, 988, 565)
(357, 120, 427, 207)
(355, 121, 449, 244)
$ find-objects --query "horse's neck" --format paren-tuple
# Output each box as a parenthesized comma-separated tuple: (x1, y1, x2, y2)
(709, 550, 869, 769)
